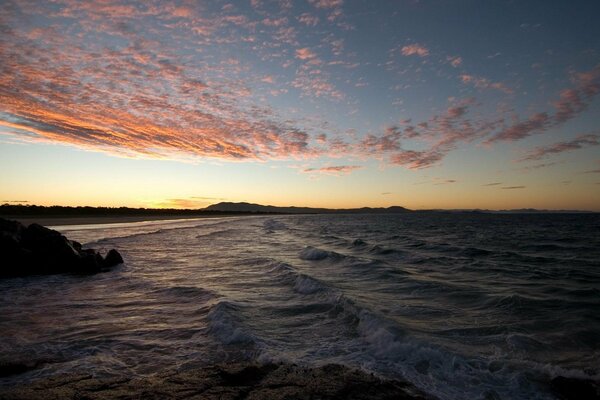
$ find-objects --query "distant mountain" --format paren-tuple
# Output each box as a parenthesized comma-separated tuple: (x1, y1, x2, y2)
(203, 202, 412, 214)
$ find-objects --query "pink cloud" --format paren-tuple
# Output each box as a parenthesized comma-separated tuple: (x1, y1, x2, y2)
(390, 149, 443, 169)
(447, 56, 462, 67)
(309, 0, 343, 8)
(298, 13, 319, 26)
(295, 47, 317, 60)
(401, 44, 429, 57)
(486, 66, 600, 144)
(486, 113, 551, 143)
(460, 74, 513, 94)
(519, 134, 599, 161)
(262, 17, 288, 27)
(486, 65, 600, 144)
(356, 98, 500, 169)
(554, 88, 587, 124)
(0, 18, 321, 162)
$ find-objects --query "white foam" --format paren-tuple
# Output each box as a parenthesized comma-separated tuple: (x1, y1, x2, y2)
(206, 302, 256, 345)
(299, 246, 332, 260)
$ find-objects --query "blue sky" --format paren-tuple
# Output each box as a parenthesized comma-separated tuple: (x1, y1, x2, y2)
(1, 0, 599, 210)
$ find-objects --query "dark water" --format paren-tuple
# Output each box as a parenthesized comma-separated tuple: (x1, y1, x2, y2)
(1, 213, 599, 399)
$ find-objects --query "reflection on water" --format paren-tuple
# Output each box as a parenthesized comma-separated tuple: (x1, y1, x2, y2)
(2, 213, 599, 400)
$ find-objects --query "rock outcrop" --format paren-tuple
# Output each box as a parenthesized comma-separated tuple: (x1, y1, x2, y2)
(0, 362, 432, 400)
(0, 218, 123, 278)
(550, 376, 600, 400)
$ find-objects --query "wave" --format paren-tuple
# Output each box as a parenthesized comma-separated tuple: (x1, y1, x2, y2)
(206, 301, 258, 345)
(299, 246, 345, 261)
(78, 218, 238, 246)
(85, 228, 167, 246)
(266, 261, 330, 296)
(263, 219, 287, 232)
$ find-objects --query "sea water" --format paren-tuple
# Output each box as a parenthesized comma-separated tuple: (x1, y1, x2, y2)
(1, 213, 599, 399)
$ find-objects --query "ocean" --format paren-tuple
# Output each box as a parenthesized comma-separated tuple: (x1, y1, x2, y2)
(1, 213, 599, 399)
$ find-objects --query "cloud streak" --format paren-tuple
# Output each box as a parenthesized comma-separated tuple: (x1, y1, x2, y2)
(486, 65, 600, 144)
(0, 0, 598, 177)
(519, 134, 599, 161)
(302, 165, 362, 175)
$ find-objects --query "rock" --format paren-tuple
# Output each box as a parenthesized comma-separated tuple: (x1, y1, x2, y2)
(0, 362, 434, 400)
(550, 376, 600, 400)
(0, 218, 123, 278)
(104, 249, 124, 267)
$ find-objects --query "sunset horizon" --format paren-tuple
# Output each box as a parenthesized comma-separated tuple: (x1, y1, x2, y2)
(1, 0, 599, 212)
(1, 2, 599, 399)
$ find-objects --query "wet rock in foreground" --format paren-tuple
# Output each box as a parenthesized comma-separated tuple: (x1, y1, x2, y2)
(550, 376, 600, 400)
(0, 363, 433, 400)
(0, 218, 123, 278)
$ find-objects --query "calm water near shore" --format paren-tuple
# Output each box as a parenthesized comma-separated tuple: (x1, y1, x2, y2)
(1, 213, 599, 399)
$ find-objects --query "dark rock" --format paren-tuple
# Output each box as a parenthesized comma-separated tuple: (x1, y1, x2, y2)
(0, 359, 51, 378)
(104, 249, 124, 267)
(551, 376, 600, 400)
(0, 362, 434, 400)
(0, 218, 123, 278)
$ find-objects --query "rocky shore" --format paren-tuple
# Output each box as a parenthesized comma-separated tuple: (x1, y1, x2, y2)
(0, 218, 123, 277)
(0, 362, 432, 400)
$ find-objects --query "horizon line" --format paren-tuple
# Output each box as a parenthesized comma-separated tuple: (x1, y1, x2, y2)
(1, 202, 598, 213)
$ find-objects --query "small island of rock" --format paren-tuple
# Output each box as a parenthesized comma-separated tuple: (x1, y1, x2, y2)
(0, 218, 123, 278)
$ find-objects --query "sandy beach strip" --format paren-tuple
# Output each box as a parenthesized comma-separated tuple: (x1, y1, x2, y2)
(0, 214, 246, 227)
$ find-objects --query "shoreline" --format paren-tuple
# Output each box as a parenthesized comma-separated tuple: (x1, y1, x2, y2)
(0, 214, 249, 228)
(0, 362, 432, 400)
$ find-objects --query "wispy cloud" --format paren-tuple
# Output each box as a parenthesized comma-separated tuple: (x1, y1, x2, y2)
(502, 186, 526, 189)
(295, 47, 317, 60)
(0, 0, 598, 179)
(519, 134, 599, 161)
(460, 74, 513, 94)
(447, 56, 462, 67)
(482, 182, 502, 186)
(154, 198, 210, 209)
(191, 196, 227, 201)
(302, 165, 362, 176)
(486, 113, 551, 143)
(359, 98, 500, 169)
(309, 0, 343, 8)
(401, 43, 429, 57)
(433, 179, 457, 185)
(0, 2, 325, 163)
(486, 65, 600, 144)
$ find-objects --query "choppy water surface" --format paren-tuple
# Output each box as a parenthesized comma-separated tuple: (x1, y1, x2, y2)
(1, 213, 599, 399)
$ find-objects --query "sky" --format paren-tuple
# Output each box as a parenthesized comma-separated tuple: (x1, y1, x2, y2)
(1, 0, 600, 211)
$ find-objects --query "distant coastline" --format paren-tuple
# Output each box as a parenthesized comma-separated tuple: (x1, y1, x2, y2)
(0, 202, 596, 228)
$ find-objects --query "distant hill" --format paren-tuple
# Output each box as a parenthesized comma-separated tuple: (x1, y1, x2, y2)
(203, 202, 412, 214)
